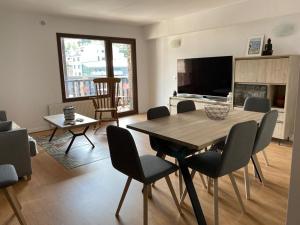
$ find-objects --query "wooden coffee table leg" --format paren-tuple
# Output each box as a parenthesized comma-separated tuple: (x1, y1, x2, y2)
(49, 127, 58, 142)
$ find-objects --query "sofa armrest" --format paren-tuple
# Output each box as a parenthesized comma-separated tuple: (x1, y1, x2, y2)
(28, 136, 38, 156)
(0, 128, 32, 177)
(0, 111, 7, 121)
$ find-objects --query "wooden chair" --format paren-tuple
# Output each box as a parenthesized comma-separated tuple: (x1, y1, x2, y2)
(91, 78, 121, 130)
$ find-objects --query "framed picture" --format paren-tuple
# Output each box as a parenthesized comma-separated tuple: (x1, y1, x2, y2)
(246, 35, 265, 56)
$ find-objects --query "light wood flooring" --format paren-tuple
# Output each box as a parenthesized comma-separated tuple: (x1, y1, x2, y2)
(0, 114, 292, 225)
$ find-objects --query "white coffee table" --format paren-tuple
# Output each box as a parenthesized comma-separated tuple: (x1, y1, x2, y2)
(43, 113, 98, 154)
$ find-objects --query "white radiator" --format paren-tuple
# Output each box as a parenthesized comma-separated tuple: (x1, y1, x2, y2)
(48, 100, 95, 118)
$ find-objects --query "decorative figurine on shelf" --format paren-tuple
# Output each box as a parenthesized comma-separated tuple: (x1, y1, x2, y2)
(173, 90, 177, 97)
(262, 38, 273, 55)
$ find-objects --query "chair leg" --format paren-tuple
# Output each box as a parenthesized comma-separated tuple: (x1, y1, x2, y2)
(115, 111, 119, 127)
(94, 111, 97, 129)
(26, 175, 31, 181)
(198, 172, 207, 189)
(208, 177, 213, 194)
(12, 190, 22, 210)
(228, 173, 245, 213)
(143, 184, 149, 225)
(180, 169, 196, 205)
(148, 185, 152, 199)
(179, 169, 183, 198)
(94, 112, 103, 134)
(252, 154, 265, 184)
(262, 150, 270, 166)
(115, 177, 132, 217)
(4, 186, 27, 225)
(213, 178, 219, 225)
(175, 159, 178, 176)
(152, 153, 165, 187)
(244, 165, 250, 200)
(165, 176, 182, 214)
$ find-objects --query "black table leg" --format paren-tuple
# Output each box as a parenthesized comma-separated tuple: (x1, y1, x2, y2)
(178, 159, 207, 225)
(251, 156, 262, 183)
(65, 126, 94, 154)
(49, 127, 57, 142)
(65, 135, 76, 154)
(84, 134, 95, 148)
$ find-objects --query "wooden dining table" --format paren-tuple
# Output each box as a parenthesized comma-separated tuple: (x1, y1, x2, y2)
(127, 109, 264, 225)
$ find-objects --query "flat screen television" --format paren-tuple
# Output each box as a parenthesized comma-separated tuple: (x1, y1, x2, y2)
(177, 56, 233, 97)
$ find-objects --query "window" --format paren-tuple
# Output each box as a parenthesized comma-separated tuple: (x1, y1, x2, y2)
(57, 33, 138, 115)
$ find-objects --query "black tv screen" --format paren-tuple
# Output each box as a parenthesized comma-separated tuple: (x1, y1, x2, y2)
(177, 56, 233, 97)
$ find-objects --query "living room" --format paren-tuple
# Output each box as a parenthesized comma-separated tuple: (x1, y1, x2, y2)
(1, 0, 300, 225)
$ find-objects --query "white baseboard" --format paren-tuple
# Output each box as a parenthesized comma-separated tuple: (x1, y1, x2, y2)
(28, 125, 52, 134)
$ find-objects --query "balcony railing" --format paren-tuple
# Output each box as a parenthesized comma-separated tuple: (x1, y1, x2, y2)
(65, 76, 132, 111)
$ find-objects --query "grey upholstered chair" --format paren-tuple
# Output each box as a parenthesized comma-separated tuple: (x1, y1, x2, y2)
(147, 106, 196, 158)
(147, 106, 172, 158)
(244, 96, 271, 166)
(177, 100, 207, 189)
(0, 111, 36, 179)
(177, 100, 196, 113)
(0, 164, 27, 225)
(106, 125, 182, 225)
(181, 121, 258, 225)
(147, 106, 198, 196)
(244, 97, 271, 113)
(243, 110, 278, 199)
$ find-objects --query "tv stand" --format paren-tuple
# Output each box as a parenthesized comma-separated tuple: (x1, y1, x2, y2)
(169, 96, 231, 114)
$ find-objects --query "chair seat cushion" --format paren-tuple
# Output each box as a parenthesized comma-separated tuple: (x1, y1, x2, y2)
(140, 155, 178, 184)
(0, 164, 18, 188)
(185, 151, 222, 178)
(152, 138, 196, 158)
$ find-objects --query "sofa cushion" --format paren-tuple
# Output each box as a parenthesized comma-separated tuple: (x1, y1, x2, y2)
(0, 121, 12, 132)
(0, 111, 7, 121)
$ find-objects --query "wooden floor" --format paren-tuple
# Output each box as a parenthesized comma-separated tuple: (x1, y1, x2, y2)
(0, 114, 292, 225)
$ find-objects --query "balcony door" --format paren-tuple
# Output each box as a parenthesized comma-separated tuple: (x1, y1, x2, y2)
(111, 41, 137, 114)
(57, 33, 138, 116)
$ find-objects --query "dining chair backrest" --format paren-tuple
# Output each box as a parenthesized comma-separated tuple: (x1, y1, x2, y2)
(253, 110, 278, 154)
(177, 100, 196, 113)
(106, 125, 145, 181)
(93, 77, 121, 109)
(147, 106, 170, 120)
(218, 120, 258, 177)
(244, 97, 271, 113)
(147, 106, 170, 151)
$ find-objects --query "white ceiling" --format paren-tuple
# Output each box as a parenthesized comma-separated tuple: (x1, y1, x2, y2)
(0, 0, 245, 25)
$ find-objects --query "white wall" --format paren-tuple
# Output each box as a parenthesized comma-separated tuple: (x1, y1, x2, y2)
(147, 13, 300, 107)
(145, 0, 300, 39)
(0, 10, 149, 132)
